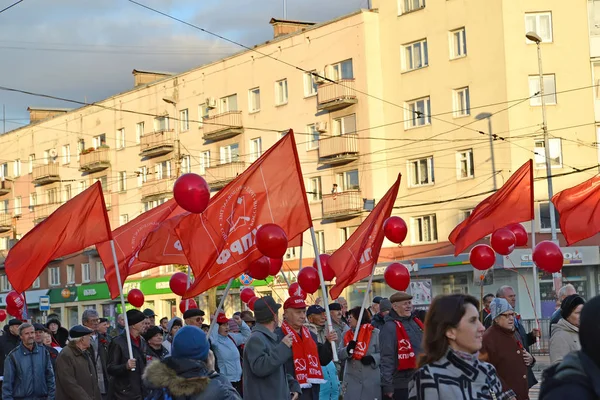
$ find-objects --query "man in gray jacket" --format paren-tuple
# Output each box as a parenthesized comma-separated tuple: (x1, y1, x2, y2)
(379, 292, 423, 400)
(242, 296, 300, 400)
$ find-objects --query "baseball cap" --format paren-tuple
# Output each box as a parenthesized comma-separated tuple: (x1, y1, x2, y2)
(306, 305, 326, 317)
(284, 296, 307, 310)
(372, 296, 383, 304)
(216, 313, 229, 324)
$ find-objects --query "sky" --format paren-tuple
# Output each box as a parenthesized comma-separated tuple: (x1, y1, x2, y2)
(0, 0, 365, 132)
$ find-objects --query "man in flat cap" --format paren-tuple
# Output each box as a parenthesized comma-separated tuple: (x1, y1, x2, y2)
(55, 325, 101, 400)
(83, 309, 109, 400)
(0, 319, 22, 394)
(107, 309, 149, 400)
(183, 308, 205, 328)
(142, 308, 156, 327)
(380, 292, 424, 400)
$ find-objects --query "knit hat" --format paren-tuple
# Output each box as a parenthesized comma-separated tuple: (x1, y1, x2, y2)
(167, 317, 183, 334)
(172, 326, 209, 361)
(561, 294, 585, 319)
(490, 297, 513, 321)
(143, 326, 163, 342)
(126, 309, 146, 326)
(228, 319, 240, 333)
(254, 296, 281, 323)
(379, 298, 393, 313)
(328, 303, 342, 311)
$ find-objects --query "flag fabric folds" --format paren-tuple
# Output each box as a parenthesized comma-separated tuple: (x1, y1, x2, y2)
(552, 175, 600, 245)
(6, 182, 111, 293)
(173, 131, 312, 298)
(449, 160, 534, 256)
(328, 174, 401, 300)
(98, 198, 186, 299)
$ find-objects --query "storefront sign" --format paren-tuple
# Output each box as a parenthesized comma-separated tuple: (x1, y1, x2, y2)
(373, 263, 418, 277)
(503, 246, 600, 268)
(48, 287, 77, 303)
(77, 283, 110, 301)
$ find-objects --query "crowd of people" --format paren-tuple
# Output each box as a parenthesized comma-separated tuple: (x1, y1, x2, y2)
(0, 284, 597, 399)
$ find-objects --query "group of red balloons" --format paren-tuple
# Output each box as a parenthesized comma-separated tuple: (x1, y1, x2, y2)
(382, 217, 411, 291)
(4, 291, 24, 318)
(296, 254, 336, 294)
(245, 223, 289, 280)
(240, 287, 259, 311)
(168, 272, 199, 313)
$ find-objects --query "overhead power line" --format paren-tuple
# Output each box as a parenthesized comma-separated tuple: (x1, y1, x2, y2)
(0, 0, 23, 15)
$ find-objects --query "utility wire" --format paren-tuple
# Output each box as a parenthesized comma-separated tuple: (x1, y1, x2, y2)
(0, 0, 23, 15)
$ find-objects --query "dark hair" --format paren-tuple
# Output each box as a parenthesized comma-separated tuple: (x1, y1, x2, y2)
(419, 294, 480, 367)
(348, 306, 371, 326)
(483, 294, 495, 302)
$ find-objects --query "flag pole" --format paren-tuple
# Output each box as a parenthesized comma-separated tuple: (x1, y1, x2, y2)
(109, 240, 136, 370)
(279, 270, 290, 287)
(310, 227, 338, 362)
(298, 232, 303, 270)
(207, 277, 234, 338)
(352, 264, 375, 342)
(186, 266, 192, 311)
(531, 219, 541, 349)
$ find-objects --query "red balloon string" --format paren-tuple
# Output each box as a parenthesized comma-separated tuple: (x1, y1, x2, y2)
(505, 257, 541, 337)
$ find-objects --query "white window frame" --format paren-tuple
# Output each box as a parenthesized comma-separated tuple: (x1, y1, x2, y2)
(529, 74, 557, 106)
(81, 263, 91, 283)
(12, 159, 20, 177)
(154, 116, 169, 132)
(96, 262, 105, 281)
(138, 166, 147, 187)
(402, 39, 428, 72)
(275, 79, 289, 106)
(330, 59, 354, 80)
(450, 27, 467, 59)
(43, 150, 50, 165)
(0, 163, 8, 179)
(456, 149, 474, 180)
(219, 144, 239, 164)
(14, 197, 21, 216)
(459, 209, 473, 223)
(411, 214, 438, 244)
(200, 151, 210, 175)
(0, 274, 11, 292)
(339, 227, 357, 246)
(116, 128, 125, 149)
(29, 193, 37, 211)
(28, 154, 34, 174)
(539, 201, 561, 232)
(77, 139, 85, 160)
(118, 171, 127, 192)
(315, 230, 325, 254)
(408, 156, 435, 187)
(285, 247, 297, 260)
(220, 94, 238, 113)
(525, 12, 553, 43)
(0, 237, 7, 251)
(250, 138, 262, 162)
(93, 134, 106, 149)
(307, 124, 319, 150)
(398, 0, 426, 15)
(336, 170, 360, 191)
(248, 88, 261, 112)
(333, 114, 357, 136)
(120, 214, 129, 226)
(64, 184, 72, 201)
(405, 97, 431, 129)
(198, 104, 209, 128)
(66, 265, 75, 285)
(62, 144, 71, 164)
(136, 122, 144, 143)
(453, 87, 470, 117)
(180, 109, 189, 132)
(534, 138, 563, 169)
(32, 277, 40, 289)
(304, 71, 318, 97)
(309, 177, 322, 201)
(181, 155, 191, 174)
(156, 161, 171, 180)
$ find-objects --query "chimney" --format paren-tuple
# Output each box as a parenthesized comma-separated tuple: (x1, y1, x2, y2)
(27, 107, 71, 124)
(132, 69, 174, 88)
(269, 18, 316, 38)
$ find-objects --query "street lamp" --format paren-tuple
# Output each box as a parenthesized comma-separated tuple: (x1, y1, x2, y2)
(161, 96, 181, 177)
(475, 112, 498, 191)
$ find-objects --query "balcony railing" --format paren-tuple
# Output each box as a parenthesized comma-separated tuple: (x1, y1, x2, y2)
(0, 213, 11, 233)
(319, 134, 359, 164)
(33, 203, 62, 223)
(32, 163, 60, 186)
(205, 161, 247, 189)
(202, 111, 244, 141)
(322, 190, 363, 220)
(0, 180, 13, 196)
(79, 147, 111, 173)
(140, 130, 175, 157)
(141, 178, 175, 201)
(317, 79, 358, 111)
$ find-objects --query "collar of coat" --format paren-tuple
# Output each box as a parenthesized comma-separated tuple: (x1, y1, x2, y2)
(253, 324, 278, 341)
(143, 359, 211, 397)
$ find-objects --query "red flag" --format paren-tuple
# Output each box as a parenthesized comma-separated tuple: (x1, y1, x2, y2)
(174, 131, 312, 298)
(97, 199, 186, 299)
(552, 175, 600, 245)
(135, 212, 189, 266)
(449, 160, 534, 256)
(329, 174, 401, 300)
(5, 182, 111, 293)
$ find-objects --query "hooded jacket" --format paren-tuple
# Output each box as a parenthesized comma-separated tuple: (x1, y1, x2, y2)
(550, 318, 581, 365)
(46, 318, 69, 348)
(143, 357, 241, 400)
(540, 351, 600, 400)
(371, 313, 386, 330)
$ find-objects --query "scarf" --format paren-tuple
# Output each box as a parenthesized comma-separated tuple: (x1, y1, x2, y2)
(281, 321, 326, 388)
(394, 317, 424, 371)
(343, 324, 374, 360)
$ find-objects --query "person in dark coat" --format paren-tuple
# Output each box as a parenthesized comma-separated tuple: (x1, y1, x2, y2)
(0, 319, 22, 394)
(83, 309, 109, 400)
(107, 309, 149, 400)
(42, 331, 60, 371)
(144, 326, 169, 362)
(46, 318, 69, 348)
(33, 323, 58, 371)
(98, 317, 112, 345)
(55, 325, 101, 400)
(371, 298, 392, 330)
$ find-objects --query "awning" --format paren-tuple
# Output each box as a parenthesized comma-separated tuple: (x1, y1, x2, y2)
(0, 289, 49, 307)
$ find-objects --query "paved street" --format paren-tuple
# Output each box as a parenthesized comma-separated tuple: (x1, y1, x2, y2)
(529, 355, 549, 400)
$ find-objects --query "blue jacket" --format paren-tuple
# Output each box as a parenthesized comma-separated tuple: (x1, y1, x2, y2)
(2, 342, 55, 400)
(210, 321, 251, 383)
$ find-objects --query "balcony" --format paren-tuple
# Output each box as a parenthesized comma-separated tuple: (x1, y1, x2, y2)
(32, 163, 60, 185)
(0, 213, 11, 233)
(0, 180, 13, 197)
(322, 190, 363, 220)
(205, 161, 246, 190)
(139, 130, 175, 158)
(202, 111, 244, 141)
(141, 178, 175, 201)
(79, 147, 111, 173)
(317, 79, 358, 112)
(33, 203, 62, 224)
(319, 134, 359, 164)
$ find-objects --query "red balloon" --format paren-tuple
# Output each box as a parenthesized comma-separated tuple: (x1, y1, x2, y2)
(288, 282, 307, 300)
(247, 296, 259, 311)
(179, 298, 198, 314)
(533, 241, 563, 273)
(469, 244, 496, 271)
(6, 291, 24, 310)
(173, 173, 210, 214)
(383, 263, 410, 291)
(247, 256, 271, 280)
(312, 254, 335, 281)
(0, 310, 6, 322)
(490, 228, 517, 256)
(298, 267, 320, 294)
(383, 216, 408, 244)
(170, 272, 189, 296)
(127, 289, 145, 308)
(256, 224, 288, 259)
(269, 258, 283, 276)
(6, 304, 21, 318)
(240, 287, 255, 303)
(506, 223, 528, 247)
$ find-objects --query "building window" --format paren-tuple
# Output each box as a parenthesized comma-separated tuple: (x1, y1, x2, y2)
(456, 149, 474, 179)
(66, 265, 75, 285)
(0, 237, 8, 251)
(61, 145, 71, 164)
(154, 116, 169, 131)
(402, 39, 428, 71)
(525, 12, 553, 43)
(450, 27, 467, 59)
(285, 247, 297, 260)
(12, 159, 20, 177)
(80, 180, 87, 193)
(250, 138, 262, 162)
(0, 274, 11, 292)
(220, 94, 238, 113)
(159, 265, 176, 275)
(0, 163, 8, 179)
(77, 139, 85, 160)
(529, 74, 557, 106)
(249, 88, 261, 112)
(309, 177, 322, 201)
(114, 128, 124, 149)
(304, 71, 318, 97)
(412, 214, 438, 243)
(405, 97, 431, 128)
(93, 134, 106, 149)
(29, 193, 37, 211)
(46, 188, 58, 204)
(275, 79, 289, 105)
(453, 87, 470, 117)
(200, 151, 210, 175)
(330, 59, 354, 80)
(82, 263, 90, 283)
(64, 184, 72, 201)
(96, 262, 105, 281)
(14, 197, 21, 216)
(32, 277, 40, 289)
(333, 114, 357, 135)
(119, 214, 129, 226)
(181, 155, 191, 174)
(137, 166, 147, 187)
(136, 122, 144, 143)
(219, 144, 239, 164)
(179, 109, 189, 132)
(399, 0, 425, 15)
(118, 171, 127, 192)
(339, 226, 357, 246)
(534, 138, 562, 169)
(316, 230, 325, 254)
(337, 170, 360, 191)
(198, 104, 209, 128)
(43, 150, 50, 164)
(28, 154, 34, 173)
(459, 209, 473, 223)
(307, 124, 319, 150)
(540, 202, 560, 231)
(156, 161, 171, 180)
(409, 156, 434, 187)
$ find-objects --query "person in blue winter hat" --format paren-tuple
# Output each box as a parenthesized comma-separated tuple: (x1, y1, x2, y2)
(143, 325, 241, 400)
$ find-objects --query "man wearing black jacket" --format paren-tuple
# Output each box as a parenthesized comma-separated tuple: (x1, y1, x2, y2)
(0, 319, 22, 397)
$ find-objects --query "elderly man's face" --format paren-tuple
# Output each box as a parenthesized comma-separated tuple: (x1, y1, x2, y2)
(34, 329, 45, 344)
